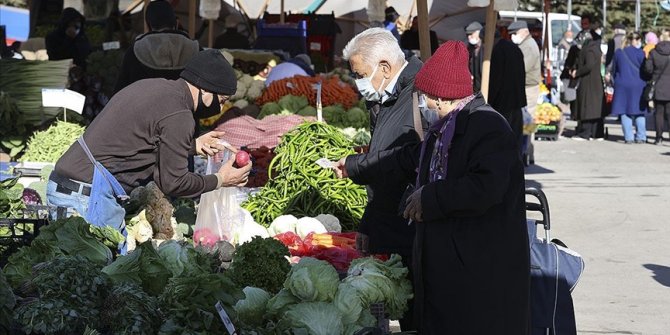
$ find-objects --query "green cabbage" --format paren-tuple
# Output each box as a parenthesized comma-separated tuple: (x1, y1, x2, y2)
(102, 242, 171, 296)
(333, 283, 364, 325)
(284, 257, 339, 302)
(266, 288, 300, 318)
(280, 302, 344, 335)
(35, 216, 113, 265)
(343, 254, 413, 320)
(157, 240, 213, 277)
(278, 95, 309, 113)
(235, 286, 271, 327)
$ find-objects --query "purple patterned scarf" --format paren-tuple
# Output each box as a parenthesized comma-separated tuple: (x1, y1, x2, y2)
(416, 94, 477, 186)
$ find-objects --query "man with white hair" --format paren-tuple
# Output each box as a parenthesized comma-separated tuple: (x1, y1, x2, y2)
(337, 27, 425, 331)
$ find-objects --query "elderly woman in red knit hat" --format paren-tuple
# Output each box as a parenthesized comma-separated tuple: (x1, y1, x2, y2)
(335, 41, 530, 334)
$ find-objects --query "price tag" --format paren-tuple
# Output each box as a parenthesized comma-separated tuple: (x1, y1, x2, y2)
(41, 88, 85, 114)
(315, 158, 336, 169)
(215, 301, 236, 334)
(102, 41, 120, 50)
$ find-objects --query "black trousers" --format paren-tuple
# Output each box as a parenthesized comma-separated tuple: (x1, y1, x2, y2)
(655, 100, 670, 140)
(576, 118, 600, 139)
(398, 252, 416, 331)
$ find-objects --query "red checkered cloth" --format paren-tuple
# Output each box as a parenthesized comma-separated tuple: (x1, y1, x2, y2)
(214, 115, 316, 149)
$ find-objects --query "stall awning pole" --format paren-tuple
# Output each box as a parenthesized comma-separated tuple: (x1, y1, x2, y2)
(603, 0, 607, 33)
(481, 0, 497, 101)
(189, 0, 197, 39)
(635, 0, 641, 31)
(280, 0, 285, 23)
(417, 0, 431, 60)
(143, 0, 151, 33)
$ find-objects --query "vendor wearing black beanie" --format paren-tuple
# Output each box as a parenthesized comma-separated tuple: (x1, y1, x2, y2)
(51, 50, 252, 251)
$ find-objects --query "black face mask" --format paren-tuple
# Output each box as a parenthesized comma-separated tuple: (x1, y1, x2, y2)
(194, 90, 221, 119)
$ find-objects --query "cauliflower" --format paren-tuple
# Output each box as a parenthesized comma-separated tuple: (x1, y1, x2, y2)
(268, 215, 298, 236)
(232, 81, 247, 100)
(246, 81, 264, 100)
(234, 99, 250, 109)
(314, 214, 341, 233)
(239, 74, 254, 87)
(295, 217, 327, 239)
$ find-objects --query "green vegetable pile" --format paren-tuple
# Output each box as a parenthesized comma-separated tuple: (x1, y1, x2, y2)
(259, 96, 370, 130)
(0, 176, 25, 219)
(19, 121, 85, 163)
(242, 122, 367, 230)
(228, 236, 291, 294)
(86, 50, 124, 97)
(0, 91, 29, 158)
(233, 256, 414, 335)
(2, 217, 246, 334)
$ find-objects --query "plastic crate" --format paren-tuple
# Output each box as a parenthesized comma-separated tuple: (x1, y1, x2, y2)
(0, 218, 47, 266)
(370, 303, 390, 333)
(535, 121, 560, 141)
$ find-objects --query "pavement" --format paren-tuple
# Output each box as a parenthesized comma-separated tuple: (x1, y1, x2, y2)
(526, 119, 670, 334)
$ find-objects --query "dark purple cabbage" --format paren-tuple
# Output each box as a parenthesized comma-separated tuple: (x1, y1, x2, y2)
(22, 188, 42, 205)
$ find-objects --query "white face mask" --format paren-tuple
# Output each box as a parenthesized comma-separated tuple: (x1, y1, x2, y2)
(417, 94, 427, 109)
(565, 38, 574, 43)
(511, 34, 523, 45)
(633, 42, 642, 49)
(74, 28, 81, 36)
(468, 37, 480, 45)
(354, 64, 387, 102)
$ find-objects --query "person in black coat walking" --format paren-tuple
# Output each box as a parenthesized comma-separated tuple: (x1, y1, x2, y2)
(336, 41, 530, 335)
(113, 0, 200, 95)
(45, 7, 90, 68)
(571, 30, 605, 140)
(489, 34, 527, 149)
(644, 29, 670, 145)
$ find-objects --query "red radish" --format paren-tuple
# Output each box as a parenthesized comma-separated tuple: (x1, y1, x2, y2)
(235, 151, 250, 167)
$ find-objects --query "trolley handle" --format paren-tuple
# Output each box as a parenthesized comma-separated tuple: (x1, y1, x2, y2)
(525, 187, 551, 232)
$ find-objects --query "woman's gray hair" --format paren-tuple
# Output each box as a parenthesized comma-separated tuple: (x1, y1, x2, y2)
(342, 28, 405, 68)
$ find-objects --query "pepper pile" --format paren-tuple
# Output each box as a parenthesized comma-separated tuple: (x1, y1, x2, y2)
(242, 122, 367, 231)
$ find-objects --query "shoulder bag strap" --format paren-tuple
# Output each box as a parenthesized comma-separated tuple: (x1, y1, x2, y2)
(619, 48, 641, 70)
(412, 91, 425, 141)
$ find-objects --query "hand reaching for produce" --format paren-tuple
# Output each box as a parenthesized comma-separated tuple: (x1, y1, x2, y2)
(333, 157, 349, 179)
(403, 186, 423, 223)
(196, 131, 234, 157)
(217, 157, 252, 187)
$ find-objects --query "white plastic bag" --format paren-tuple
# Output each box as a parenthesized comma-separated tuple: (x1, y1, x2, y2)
(193, 147, 245, 246)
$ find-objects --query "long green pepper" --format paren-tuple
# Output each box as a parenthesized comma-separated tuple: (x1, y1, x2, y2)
(242, 122, 367, 231)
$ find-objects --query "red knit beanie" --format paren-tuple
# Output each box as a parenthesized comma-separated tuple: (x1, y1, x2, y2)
(415, 41, 473, 100)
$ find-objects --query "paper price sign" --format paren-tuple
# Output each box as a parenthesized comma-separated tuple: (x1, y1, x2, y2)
(215, 301, 236, 335)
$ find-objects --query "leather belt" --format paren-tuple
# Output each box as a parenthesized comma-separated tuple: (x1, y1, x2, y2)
(49, 173, 92, 197)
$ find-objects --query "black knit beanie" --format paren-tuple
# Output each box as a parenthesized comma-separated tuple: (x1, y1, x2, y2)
(145, 0, 177, 31)
(180, 49, 237, 95)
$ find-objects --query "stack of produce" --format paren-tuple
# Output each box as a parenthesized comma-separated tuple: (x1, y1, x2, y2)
(259, 95, 369, 130)
(0, 92, 28, 158)
(1, 217, 247, 335)
(233, 255, 413, 334)
(19, 121, 85, 163)
(242, 122, 367, 231)
(230, 70, 265, 109)
(534, 103, 563, 125)
(256, 75, 359, 110)
(0, 59, 71, 126)
(340, 127, 372, 147)
(86, 50, 124, 98)
(244, 146, 275, 188)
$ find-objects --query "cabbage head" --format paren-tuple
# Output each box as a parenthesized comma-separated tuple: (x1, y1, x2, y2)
(281, 302, 343, 335)
(284, 257, 339, 302)
(266, 288, 299, 318)
(235, 287, 271, 327)
(333, 283, 364, 325)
